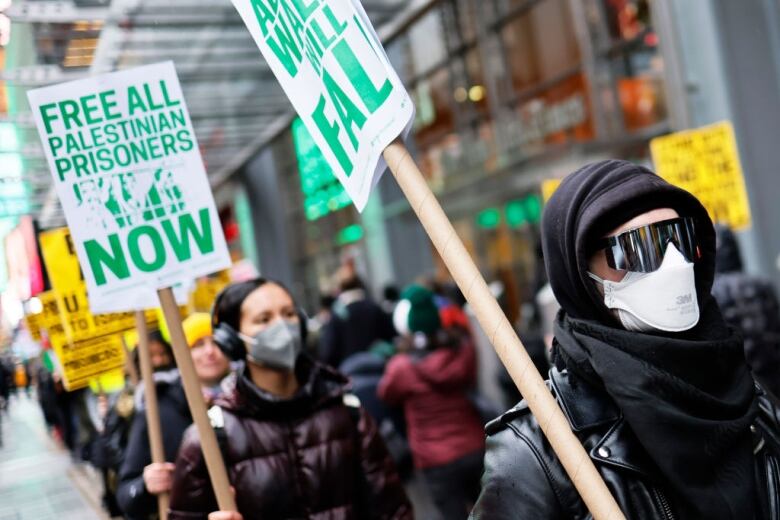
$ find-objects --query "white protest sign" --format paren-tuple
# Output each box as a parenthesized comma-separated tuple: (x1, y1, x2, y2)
(28, 62, 231, 314)
(231, 0, 414, 211)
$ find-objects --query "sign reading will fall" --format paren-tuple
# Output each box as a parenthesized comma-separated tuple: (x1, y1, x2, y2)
(28, 62, 231, 314)
(231, 0, 415, 211)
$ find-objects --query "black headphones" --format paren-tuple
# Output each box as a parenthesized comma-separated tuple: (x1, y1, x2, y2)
(211, 279, 309, 362)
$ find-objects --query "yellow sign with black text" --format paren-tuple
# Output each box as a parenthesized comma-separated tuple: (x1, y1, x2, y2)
(650, 121, 751, 230)
(189, 270, 231, 312)
(53, 334, 126, 390)
(39, 228, 141, 339)
(27, 290, 68, 344)
(24, 313, 42, 342)
(39, 228, 155, 390)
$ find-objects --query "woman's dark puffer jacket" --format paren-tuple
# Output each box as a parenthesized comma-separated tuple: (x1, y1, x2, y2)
(470, 366, 780, 519)
(168, 358, 412, 520)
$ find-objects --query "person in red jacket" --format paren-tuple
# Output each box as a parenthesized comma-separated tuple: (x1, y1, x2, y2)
(378, 285, 485, 520)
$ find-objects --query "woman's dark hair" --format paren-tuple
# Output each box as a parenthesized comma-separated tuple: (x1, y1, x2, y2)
(339, 274, 365, 293)
(148, 329, 175, 369)
(212, 277, 296, 331)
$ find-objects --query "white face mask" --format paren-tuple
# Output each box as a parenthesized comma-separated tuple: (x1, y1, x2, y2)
(588, 243, 700, 332)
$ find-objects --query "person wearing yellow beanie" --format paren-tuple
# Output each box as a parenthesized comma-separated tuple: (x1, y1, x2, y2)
(181, 313, 231, 392)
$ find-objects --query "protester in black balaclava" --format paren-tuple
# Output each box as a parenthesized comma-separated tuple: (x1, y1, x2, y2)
(470, 160, 780, 520)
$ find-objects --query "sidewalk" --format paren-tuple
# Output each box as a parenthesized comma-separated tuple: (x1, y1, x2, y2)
(0, 394, 108, 520)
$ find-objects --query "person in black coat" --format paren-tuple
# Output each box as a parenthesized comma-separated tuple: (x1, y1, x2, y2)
(318, 275, 395, 368)
(471, 160, 780, 520)
(117, 317, 231, 520)
(711, 225, 780, 403)
(117, 368, 191, 519)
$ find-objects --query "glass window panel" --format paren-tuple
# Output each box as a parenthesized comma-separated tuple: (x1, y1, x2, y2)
(500, 0, 580, 95)
(408, 9, 448, 77)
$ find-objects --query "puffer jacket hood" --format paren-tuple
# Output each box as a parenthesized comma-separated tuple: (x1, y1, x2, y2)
(541, 159, 716, 323)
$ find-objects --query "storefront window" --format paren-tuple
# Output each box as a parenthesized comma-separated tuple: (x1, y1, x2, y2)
(588, 0, 668, 132)
(407, 10, 448, 77)
(465, 50, 490, 117)
(602, 0, 652, 42)
(413, 67, 456, 146)
(612, 53, 666, 132)
(500, 0, 580, 96)
(514, 73, 594, 149)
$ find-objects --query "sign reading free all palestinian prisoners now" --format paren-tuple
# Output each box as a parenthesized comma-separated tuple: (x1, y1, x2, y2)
(231, 0, 414, 211)
(27, 62, 231, 314)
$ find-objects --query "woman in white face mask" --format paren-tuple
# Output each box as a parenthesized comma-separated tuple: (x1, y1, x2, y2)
(471, 160, 780, 520)
(168, 278, 412, 520)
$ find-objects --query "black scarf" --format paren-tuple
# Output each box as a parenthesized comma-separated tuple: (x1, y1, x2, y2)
(554, 299, 758, 519)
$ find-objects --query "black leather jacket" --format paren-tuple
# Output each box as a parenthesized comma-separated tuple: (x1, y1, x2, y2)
(471, 367, 780, 519)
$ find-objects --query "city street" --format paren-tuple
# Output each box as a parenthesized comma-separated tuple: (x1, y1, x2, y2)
(2, 0, 780, 517)
(0, 395, 106, 520)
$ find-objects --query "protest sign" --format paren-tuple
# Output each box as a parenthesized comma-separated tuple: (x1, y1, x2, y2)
(189, 270, 231, 312)
(24, 312, 42, 342)
(231, 1, 624, 517)
(29, 64, 233, 512)
(27, 62, 231, 314)
(37, 290, 68, 344)
(651, 121, 751, 230)
(231, 0, 414, 211)
(40, 228, 138, 337)
(39, 227, 157, 390)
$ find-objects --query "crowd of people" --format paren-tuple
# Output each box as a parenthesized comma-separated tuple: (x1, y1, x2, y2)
(3, 160, 780, 519)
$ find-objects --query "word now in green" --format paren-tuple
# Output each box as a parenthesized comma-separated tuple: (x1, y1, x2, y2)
(84, 208, 215, 286)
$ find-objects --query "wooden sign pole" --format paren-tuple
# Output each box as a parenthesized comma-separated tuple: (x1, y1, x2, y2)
(383, 140, 625, 520)
(134, 311, 169, 520)
(157, 288, 236, 512)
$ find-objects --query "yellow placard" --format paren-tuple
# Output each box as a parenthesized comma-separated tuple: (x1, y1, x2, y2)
(37, 290, 68, 344)
(50, 333, 126, 391)
(39, 228, 156, 390)
(89, 369, 127, 394)
(650, 121, 751, 230)
(40, 228, 139, 340)
(541, 179, 562, 203)
(189, 270, 231, 312)
(24, 313, 42, 342)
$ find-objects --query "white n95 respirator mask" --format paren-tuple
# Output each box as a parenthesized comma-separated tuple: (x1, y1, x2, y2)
(588, 243, 699, 332)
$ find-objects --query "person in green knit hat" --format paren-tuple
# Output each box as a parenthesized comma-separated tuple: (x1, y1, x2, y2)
(378, 285, 485, 520)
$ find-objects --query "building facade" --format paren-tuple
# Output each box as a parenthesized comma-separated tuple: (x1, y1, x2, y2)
(228, 0, 780, 314)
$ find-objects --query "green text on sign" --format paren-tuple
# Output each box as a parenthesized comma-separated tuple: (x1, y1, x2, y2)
(250, 0, 394, 177)
(84, 208, 216, 286)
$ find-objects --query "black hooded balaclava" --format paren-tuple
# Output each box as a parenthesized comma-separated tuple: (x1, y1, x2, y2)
(541, 160, 758, 519)
(541, 159, 715, 323)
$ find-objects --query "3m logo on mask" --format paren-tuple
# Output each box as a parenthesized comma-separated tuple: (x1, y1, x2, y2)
(676, 294, 693, 305)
